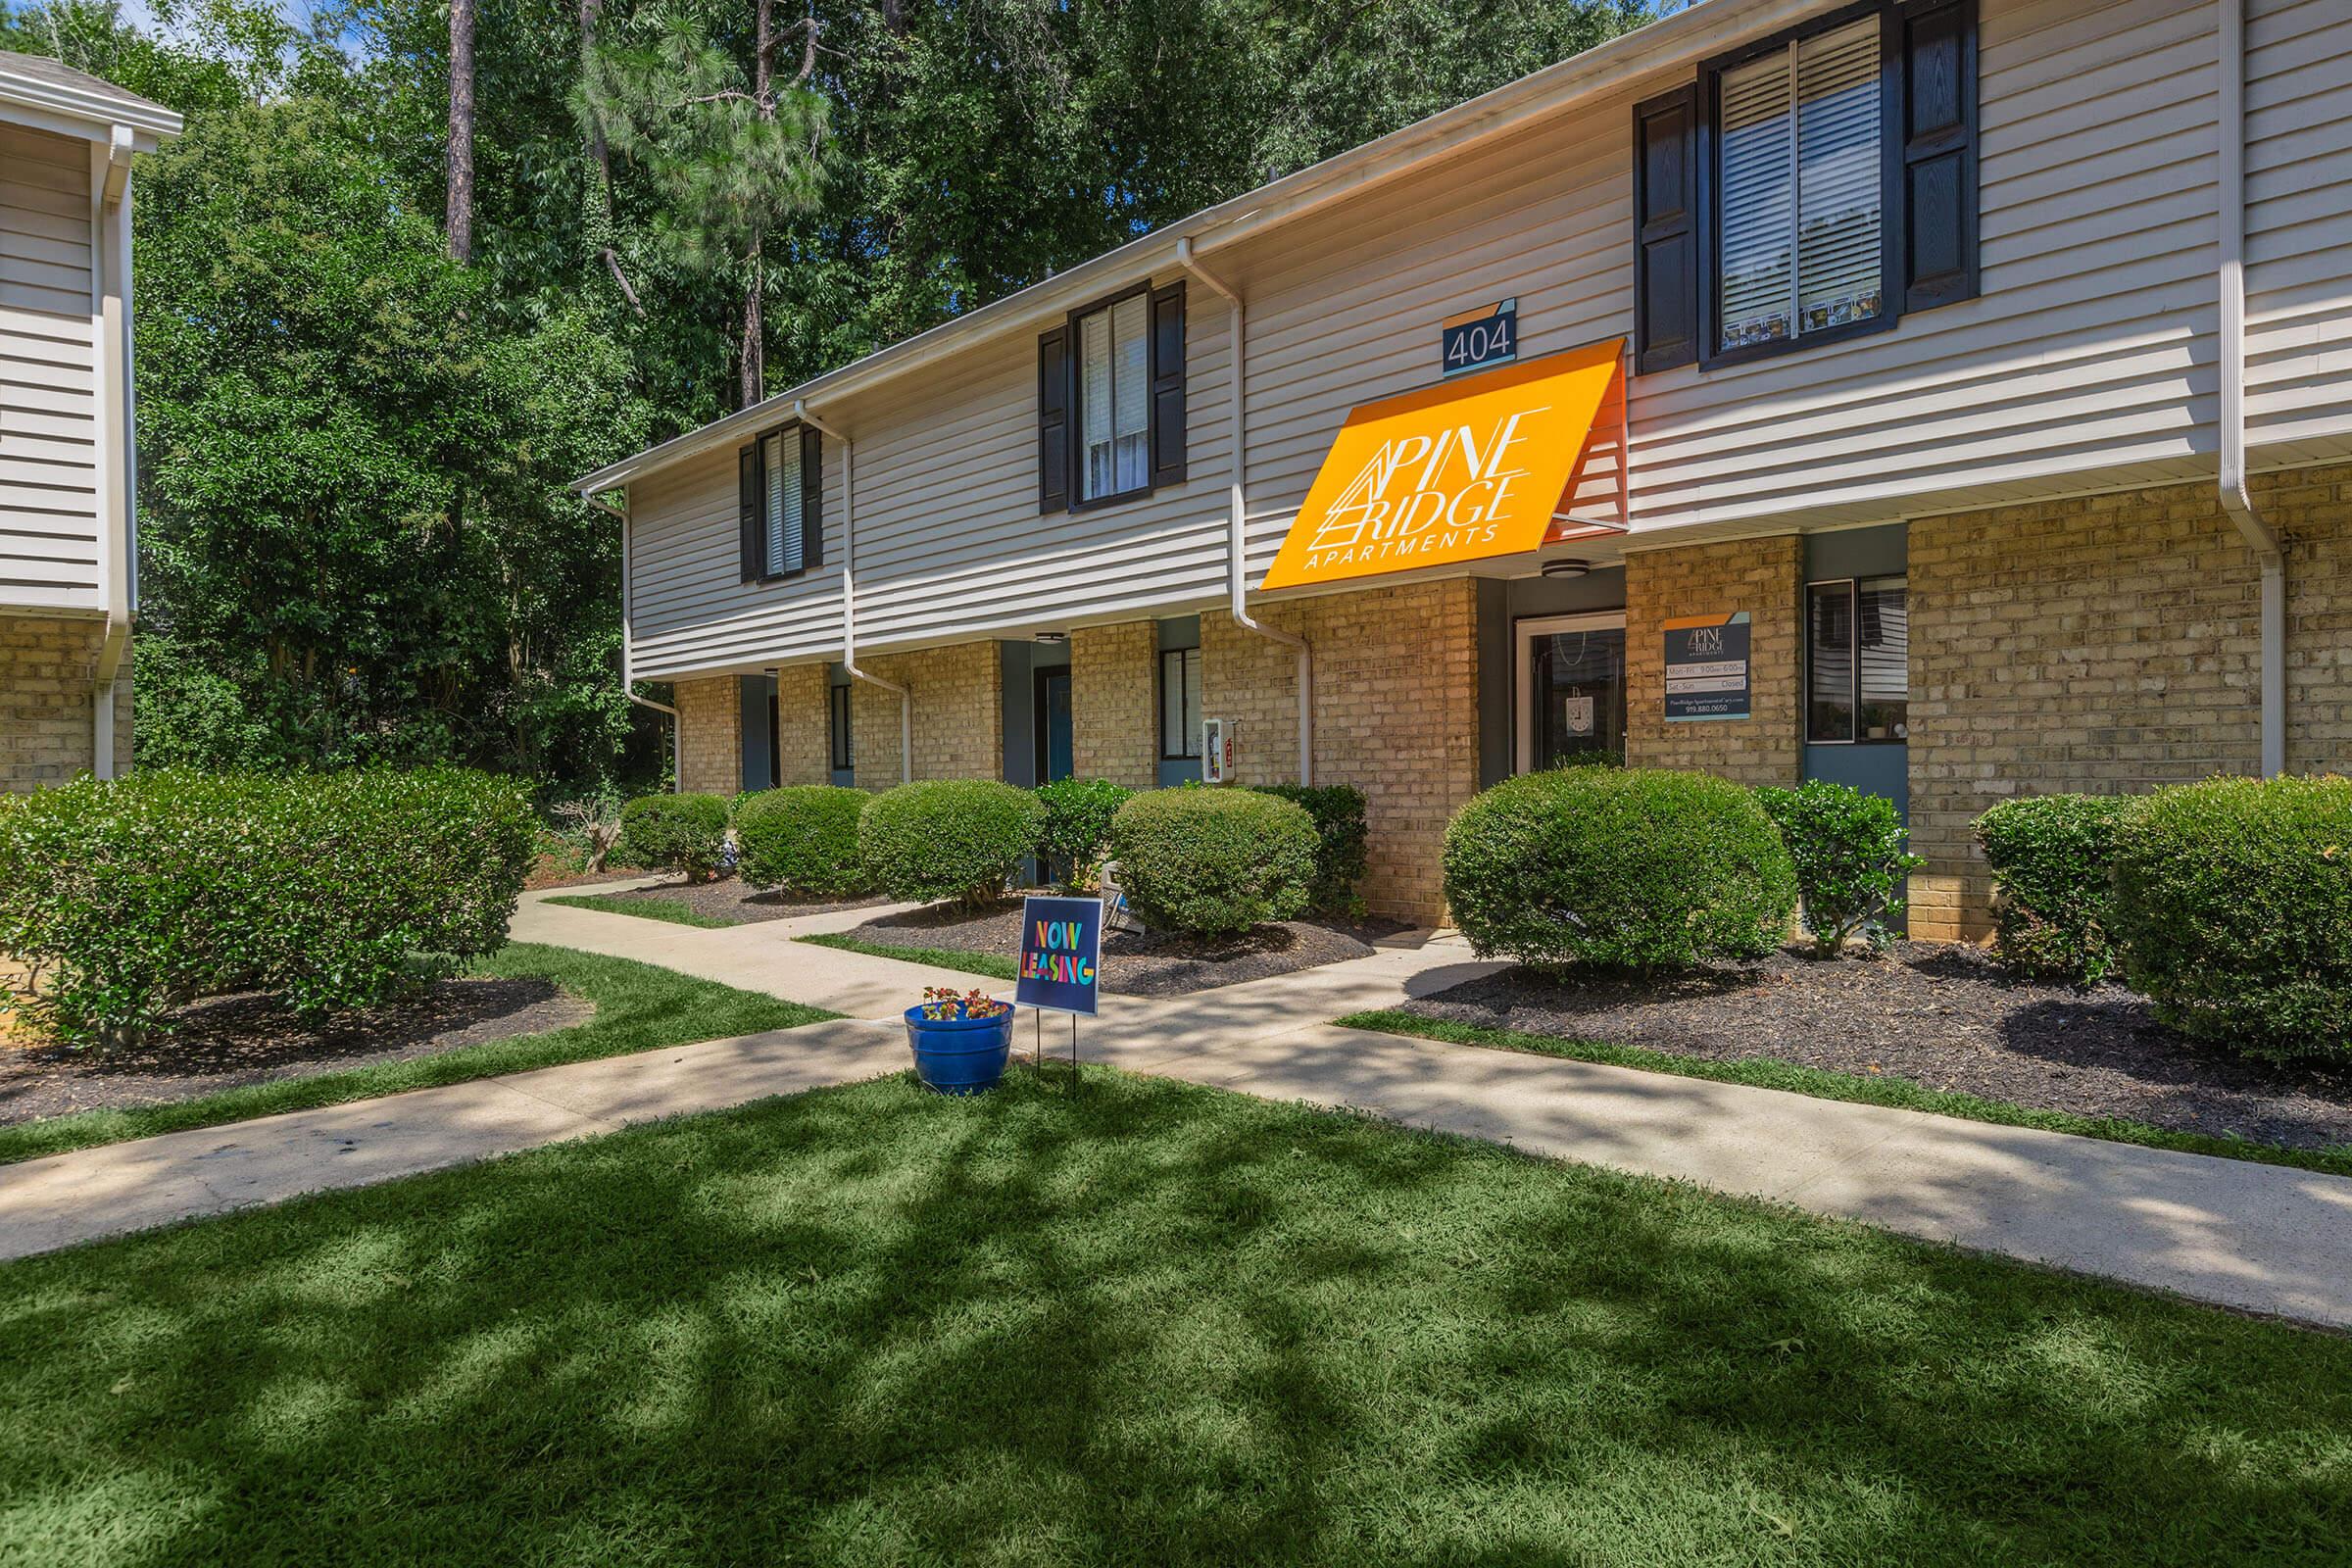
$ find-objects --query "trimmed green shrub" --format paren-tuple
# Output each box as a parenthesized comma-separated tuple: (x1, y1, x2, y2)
(1756, 781, 1923, 956)
(1445, 767, 1797, 974)
(859, 779, 1045, 905)
(618, 792, 730, 880)
(1033, 777, 1136, 891)
(1110, 788, 1317, 936)
(735, 786, 869, 896)
(1975, 794, 2133, 984)
(0, 767, 533, 1048)
(2109, 775, 2352, 1063)
(1250, 783, 1369, 917)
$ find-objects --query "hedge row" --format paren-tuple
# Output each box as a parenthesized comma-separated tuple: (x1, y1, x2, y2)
(0, 768, 534, 1048)
(1981, 777, 2352, 1064)
(619, 778, 1371, 928)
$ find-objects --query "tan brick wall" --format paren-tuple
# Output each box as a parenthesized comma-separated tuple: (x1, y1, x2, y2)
(1069, 621, 1157, 787)
(1907, 464, 2352, 941)
(849, 641, 1003, 788)
(1202, 579, 1481, 924)
(1, 616, 128, 792)
(674, 675, 743, 795)
(1624, 534, 1803, 787)
(774, 664, 832, 786)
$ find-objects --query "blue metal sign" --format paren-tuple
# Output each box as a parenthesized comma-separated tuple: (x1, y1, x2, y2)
(1442, 297, 1518, 377)
(1015, 894, 1103, 1016)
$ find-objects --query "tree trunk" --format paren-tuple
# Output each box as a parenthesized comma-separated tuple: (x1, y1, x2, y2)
(738, 0, 776, 409)
(448, 0, 478, 264)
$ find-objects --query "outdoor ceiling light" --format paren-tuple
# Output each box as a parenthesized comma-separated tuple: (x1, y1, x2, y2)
(1033, 631, 1068, 644)
(1540, 559, 1593, 579)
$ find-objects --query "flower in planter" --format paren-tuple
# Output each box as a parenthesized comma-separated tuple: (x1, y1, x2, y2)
(919, 986, 1010, 1021)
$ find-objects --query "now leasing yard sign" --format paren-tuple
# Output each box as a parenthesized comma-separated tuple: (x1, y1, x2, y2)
(1016, 895, 1102, 1016)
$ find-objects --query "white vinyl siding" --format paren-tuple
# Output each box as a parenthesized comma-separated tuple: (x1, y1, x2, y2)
(0, 122, 100, 611)
(622, 0, 2352, 680)
(1716, 17, 1884, 353)
(1077, 294, 1150, 501)
(761, 429, 803, 576)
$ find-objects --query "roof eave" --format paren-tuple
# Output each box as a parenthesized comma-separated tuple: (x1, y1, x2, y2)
(0, 69, 182, 138)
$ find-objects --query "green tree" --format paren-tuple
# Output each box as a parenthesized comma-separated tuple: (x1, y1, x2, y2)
(129, 98, 655, 783)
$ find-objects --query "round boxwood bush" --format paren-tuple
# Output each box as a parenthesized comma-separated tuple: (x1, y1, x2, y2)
(2109, 775, 2352, 1063)
(1109, 788, 1316, 936)
(859, 779, 1045, 905)
(1033, 777, 1135, 891)
(0, 767, 533, 1048)
(1975, 794, 2133, 985)
(618, 791, 730, 880)
(1445, 767, 1797, 974)
(734, 785, 869, 896)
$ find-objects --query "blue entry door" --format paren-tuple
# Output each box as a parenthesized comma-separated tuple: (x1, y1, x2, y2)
(1035, 670, 1074, 783)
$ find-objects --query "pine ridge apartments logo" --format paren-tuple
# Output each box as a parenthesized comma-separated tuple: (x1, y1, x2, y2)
(1298, 409, 1548, 573)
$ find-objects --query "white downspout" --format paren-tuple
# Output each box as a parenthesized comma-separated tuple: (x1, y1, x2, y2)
(91, 126, 134, 780)
(1175, 236, 1312, 785)
(2218, 0, 2286, 778)
(587, 488, 680, 791)
(797, 399, 910, 784)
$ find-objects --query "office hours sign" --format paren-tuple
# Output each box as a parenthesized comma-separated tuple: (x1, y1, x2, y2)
(1662, 612, 1751, 721)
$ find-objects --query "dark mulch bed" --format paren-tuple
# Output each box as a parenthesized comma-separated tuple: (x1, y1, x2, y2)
(1401, 942, 2352, 1152)
(604, 878, 889, 924)
(0, 979, 595, 1126)
(845, 902, 1413, 998)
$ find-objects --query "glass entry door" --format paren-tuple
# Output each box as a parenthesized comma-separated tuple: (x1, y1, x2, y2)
(1516, 612, 1627, 771)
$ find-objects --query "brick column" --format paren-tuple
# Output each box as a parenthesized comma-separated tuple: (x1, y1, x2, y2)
(1070, 621, 1157, 787)
(1624, 534, 1802, 787)
(1, 616, 117, 792)
(848, 642, 1004, 788)
(673, 675, 743, 795)
(774, 664, 831, 786)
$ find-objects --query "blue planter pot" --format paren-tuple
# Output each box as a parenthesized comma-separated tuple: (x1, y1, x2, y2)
(903, 1001, 1016, 1095)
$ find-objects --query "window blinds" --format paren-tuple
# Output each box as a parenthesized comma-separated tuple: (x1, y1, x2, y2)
(1718, 17, 1884, 353)
(1080, 294, 1152, 500)
(762, 430, 803, 577)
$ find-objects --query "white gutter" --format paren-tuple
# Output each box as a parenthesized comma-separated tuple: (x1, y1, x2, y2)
(586, 489, 681, 791)
(2218, 0, 2285, 778)
(90, 125, 134, 780)
(796, 399, 910, 784)
(1176, 237, 1312, 785)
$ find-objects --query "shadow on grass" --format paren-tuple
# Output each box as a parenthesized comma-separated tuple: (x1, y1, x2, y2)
(1, 1070, 2347, 1564)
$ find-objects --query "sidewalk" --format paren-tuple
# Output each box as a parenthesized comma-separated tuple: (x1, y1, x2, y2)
(7, 894, 2352, 1331)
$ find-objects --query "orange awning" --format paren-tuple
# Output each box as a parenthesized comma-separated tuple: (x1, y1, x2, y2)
(1259, 337, 1625, 592)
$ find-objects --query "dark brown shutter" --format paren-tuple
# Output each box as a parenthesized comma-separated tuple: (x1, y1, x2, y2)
(800, 425, 823, 570)
(1896, 0, 1978, 312)
(1149, 280, 1187, 487)
(1632, 84, 1698, 374)
(738, 440, 760, 581)
(1037, 324, 1070, 513)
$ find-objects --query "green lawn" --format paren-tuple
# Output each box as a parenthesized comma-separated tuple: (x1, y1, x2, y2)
(3, 1070, 2347, 1564)
(0, 945, 832, 1165)
(799, 930, 1018, 980)
(543, 891, 733, 927)
(1342, 1009, 2352, 1182)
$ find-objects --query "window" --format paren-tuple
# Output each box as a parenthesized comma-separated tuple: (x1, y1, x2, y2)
(829, 683, 853, 772)
(737, 424, 821, 582)
(1159, 646, 1201, 760)
(1632, 0, 1978, 374)
(1036, 282, 1185, 512)
(1807, 576, 1907, 743)
(1078, 293, 1151, 503)
(1716, 17, 1884, 353)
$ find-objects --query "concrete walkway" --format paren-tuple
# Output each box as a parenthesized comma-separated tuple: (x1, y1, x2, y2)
(7, 890, 2352, 1331)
